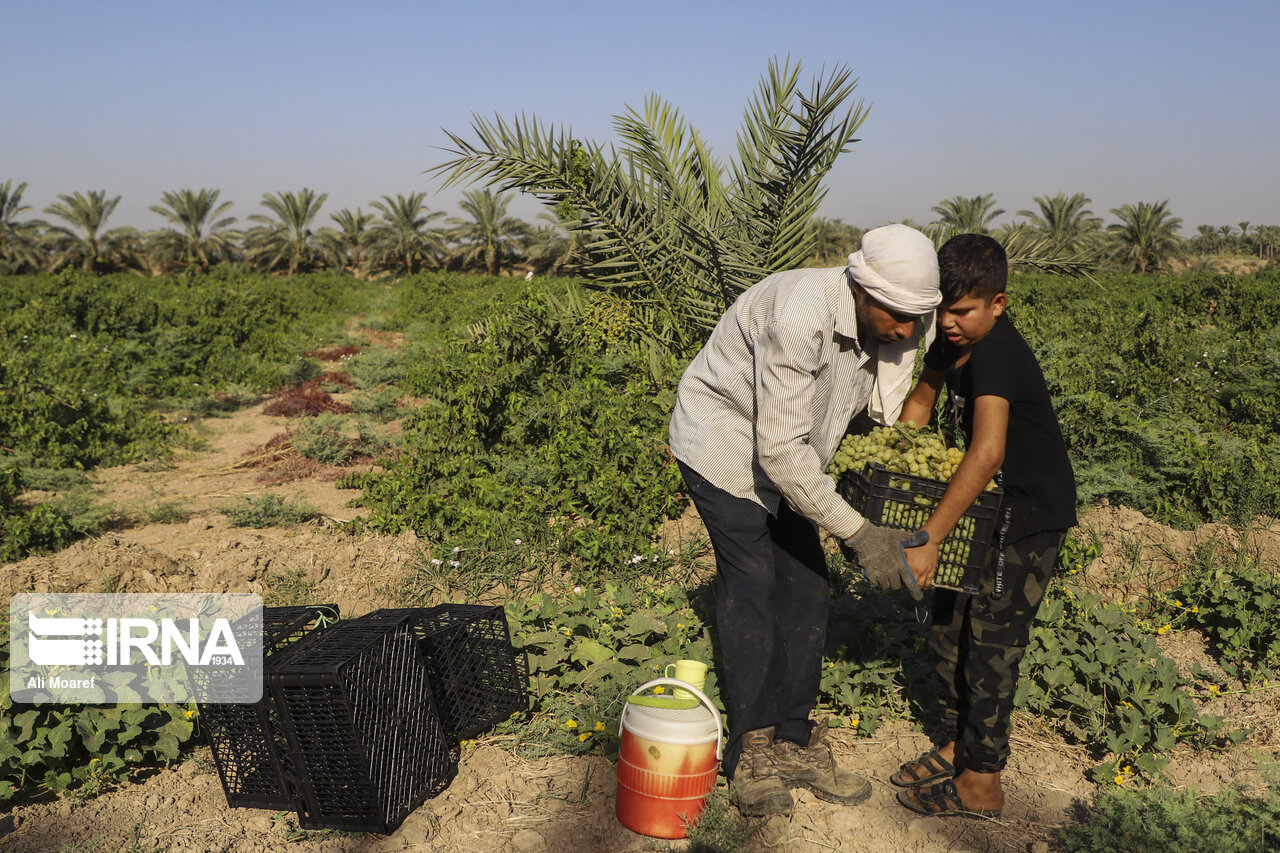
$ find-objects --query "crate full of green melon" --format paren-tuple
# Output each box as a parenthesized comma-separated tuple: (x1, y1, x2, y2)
(829, 424, 1003, 593)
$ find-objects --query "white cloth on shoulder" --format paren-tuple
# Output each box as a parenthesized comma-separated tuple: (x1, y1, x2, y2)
(847, 224, 941, 424)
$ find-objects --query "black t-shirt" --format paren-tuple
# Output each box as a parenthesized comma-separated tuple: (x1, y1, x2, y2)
(924, 314, 1077, 544)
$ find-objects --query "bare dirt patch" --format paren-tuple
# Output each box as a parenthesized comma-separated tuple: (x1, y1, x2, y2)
(1075, 503, 1280, 601)
(0, 722, 1097, 853)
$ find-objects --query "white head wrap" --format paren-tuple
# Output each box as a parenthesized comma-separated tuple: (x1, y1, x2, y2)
(847, 224, 941, 424)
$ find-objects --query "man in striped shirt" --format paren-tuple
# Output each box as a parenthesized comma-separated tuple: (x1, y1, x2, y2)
(668, 223, 941, 816)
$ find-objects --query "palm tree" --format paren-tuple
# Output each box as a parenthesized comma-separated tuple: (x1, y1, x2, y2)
(1192, 224, 1222, 254)
(1107, 201, 1185, 273)
(244, 188, 328, 274)
(368, 192, 446, 274)
(317, 207, 377, 274)
(43, 190, 140, 273)
(445, 189, 527, 276)
(915, 218, 1099, 280)
(1015, 193, 1103, 256)
(930, 194, 1004, 234)
(0, 180, 46, 272)
(1254, 224, 1280, 261)
(147, 188, 238, 272)
(522, 212, 586, 276)
(432, 58, 868, 356)
(805, 217, 864, 266)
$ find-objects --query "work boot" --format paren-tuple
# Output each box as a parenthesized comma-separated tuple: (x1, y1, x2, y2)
(728, 727, 794, 817)
(773, 719, 871, 805)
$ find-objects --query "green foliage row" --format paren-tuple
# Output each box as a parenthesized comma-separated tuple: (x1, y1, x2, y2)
(0, 268, 385, 561)
(1, 470, 119, 562)
(1012, 269, 1280, 526)
(502, 581, 714, 756)
(1147, 540, 1280, 679)
(354, 279, 685, 579)
(1017, 581, 1234, 781)
(1054, 780, 1280, 852)
(0, 639, 197, 803)
(0, 268, 373, 471)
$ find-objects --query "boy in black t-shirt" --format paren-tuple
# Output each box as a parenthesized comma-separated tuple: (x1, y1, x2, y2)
(891, 234, 1076, 819)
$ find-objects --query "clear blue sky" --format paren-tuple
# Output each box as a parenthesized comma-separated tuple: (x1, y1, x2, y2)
(7, 0, 1279, 235)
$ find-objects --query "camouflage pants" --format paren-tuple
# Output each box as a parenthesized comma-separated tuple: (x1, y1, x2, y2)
(927, 529, 1065, 774)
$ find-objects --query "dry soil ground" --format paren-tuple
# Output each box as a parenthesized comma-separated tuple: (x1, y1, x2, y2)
(4, 398, 1280, 853)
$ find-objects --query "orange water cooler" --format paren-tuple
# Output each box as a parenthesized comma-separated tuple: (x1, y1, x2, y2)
(615, 678, 723, 839)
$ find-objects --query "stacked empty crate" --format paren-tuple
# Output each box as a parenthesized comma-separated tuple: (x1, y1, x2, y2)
(269, 610, 458, 832)
(198, 603, 340, 810)
(379, 604, 529, 741)
(837, 463, 1003, 592)
(198, 604, 527, 834)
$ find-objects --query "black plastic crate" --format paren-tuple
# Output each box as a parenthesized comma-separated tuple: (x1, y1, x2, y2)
(268, 611, 459, 833)
(396, 604, 527, 741)
(197, 604, 339, 810)
(838, 463, 1003, 593)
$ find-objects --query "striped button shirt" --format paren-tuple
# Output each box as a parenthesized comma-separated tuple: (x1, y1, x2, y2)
(669, 264, 877, 541)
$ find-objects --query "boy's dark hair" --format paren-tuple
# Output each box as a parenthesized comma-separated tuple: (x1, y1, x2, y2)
(938, 233, 1007, 304)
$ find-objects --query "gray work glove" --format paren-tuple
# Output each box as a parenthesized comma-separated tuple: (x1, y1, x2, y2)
(843, 524, 927, 601)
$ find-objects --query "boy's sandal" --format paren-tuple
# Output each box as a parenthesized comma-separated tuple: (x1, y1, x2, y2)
(889, 748, 955, 787)
(896, 779, 1002, 819)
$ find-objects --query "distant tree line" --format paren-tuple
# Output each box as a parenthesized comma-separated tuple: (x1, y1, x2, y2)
(805, 193, 1279, 274)
(0, 181, 581, 278)
(2, 179, 1275, 280)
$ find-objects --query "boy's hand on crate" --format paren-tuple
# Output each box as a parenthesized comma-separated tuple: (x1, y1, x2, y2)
(903, 530, 940, 590)
(844, 523, 924, 601)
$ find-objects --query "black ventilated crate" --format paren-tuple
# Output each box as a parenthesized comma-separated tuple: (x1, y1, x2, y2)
(268, 610, 459, 833)
(838, 463, 1003, 593)
(197, 604, 339, 810)
(395, 604, 527, 740)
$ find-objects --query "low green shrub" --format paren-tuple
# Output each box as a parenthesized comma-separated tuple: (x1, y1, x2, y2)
(498, 581, 714, 759)
(685, 788, 760, 852)
(1054, 781, 1280, 852)
(0, 639, 197, 803)
(292, 414, 353, 466)
(216, 493, 322, 528)
(1162, 541, 1280, 678)
(138, 500, 192, 525)
(8, 466, 90, 492)
(1, 475, 122, 562)
(334, 471, 375, 491)
(821, 573, 932, 733)
(819, 536, 1235, 782)
(346, 347, 406, 389)
(1015, 270, 1280, 527)
(356, 284, 684, 581)
(1016, 578, 1230, 782)
(0, 269, 379, 474)
(349, 387, 402, 420)
(263, 566, 316, 607)
(292, 414, 394, 466)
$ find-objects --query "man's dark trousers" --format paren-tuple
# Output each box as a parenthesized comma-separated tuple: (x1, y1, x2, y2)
(677, 461, 830, 780)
